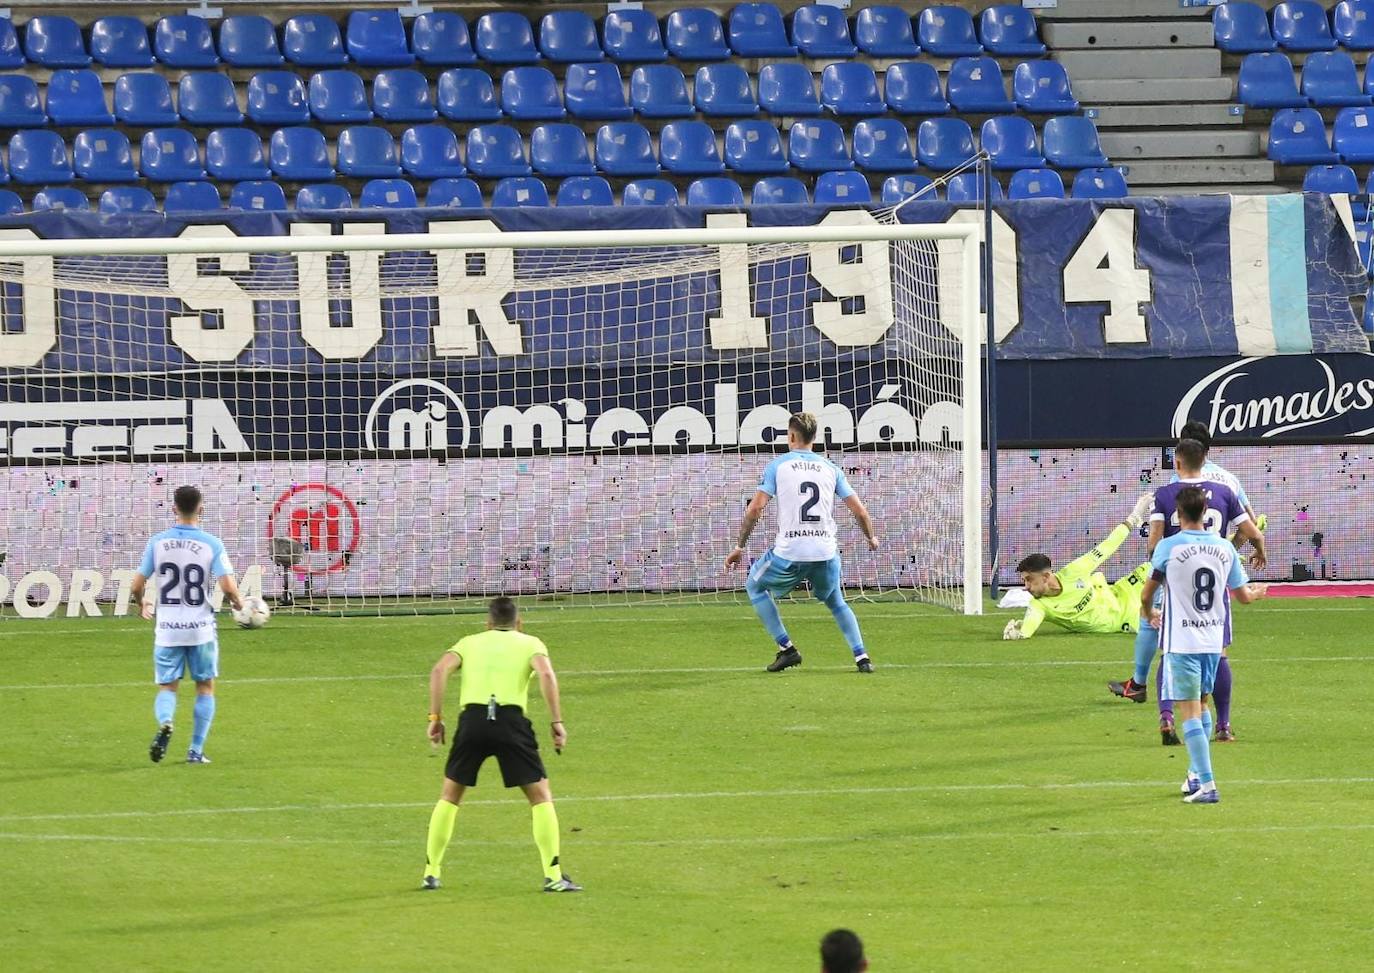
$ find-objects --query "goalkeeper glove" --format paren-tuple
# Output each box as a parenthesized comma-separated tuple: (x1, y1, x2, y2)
(1124, 491, 1154, 532)
(1002, 619, 1026, 641)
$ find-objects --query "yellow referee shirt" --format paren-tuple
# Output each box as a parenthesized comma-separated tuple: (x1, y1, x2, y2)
(450, 629, 549, 712)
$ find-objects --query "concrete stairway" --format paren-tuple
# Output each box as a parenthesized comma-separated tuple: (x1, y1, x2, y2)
(1041, 0, 1283, 195)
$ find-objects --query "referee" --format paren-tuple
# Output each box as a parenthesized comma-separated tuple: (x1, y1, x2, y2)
(421, 596, 581, 893)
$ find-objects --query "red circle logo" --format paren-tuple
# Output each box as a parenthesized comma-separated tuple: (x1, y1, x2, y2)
(266, 484, 362, 575)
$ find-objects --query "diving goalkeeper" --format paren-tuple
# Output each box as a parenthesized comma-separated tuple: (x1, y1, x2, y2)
(1002, 492, 1155, 641)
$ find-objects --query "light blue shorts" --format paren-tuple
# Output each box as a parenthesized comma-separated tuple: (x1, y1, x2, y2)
(747, 550, 842, 602)
(1160, 652, 1220, 702)
(154, 642, 219, 685)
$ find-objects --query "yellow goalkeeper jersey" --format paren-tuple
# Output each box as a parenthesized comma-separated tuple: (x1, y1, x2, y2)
(1021, 524, 1143, 637)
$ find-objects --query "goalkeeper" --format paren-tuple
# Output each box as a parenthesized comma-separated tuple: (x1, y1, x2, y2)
(1002, 492, 1154, 641)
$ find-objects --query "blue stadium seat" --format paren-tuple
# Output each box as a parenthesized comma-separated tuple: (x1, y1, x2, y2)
(310, 70, 372, 123)
(438, 68, 502, 122)
(790, 4, 857, 58)
(73, 130, 137, 182)
(0, 190, 17, 213)
(851, 118, 916, 172)
(91, 17, 154, 68)
(229, 181, 287, 211)
(412, 13, 477, 66)
(500, 67, 565, 120)
(595, 122, 660, 175)
(694, 64, 757, 117)
(821, 63, 886, 116)
(337, 126, 401, 177)
(1356, 223, 1374, 272)
(1365, 286, 1374, 333)
(283, 15, 348, 67)
(630, 65, 693, 118)
(346, 10, 413, 66)
(296, 183, 354, 210)
(25, 16, 90, 68)
(1333, 1, 1374, 50)
(1012, 61, 1079, 113)
(1237, 52, 1305, 108)
(0, 76, 46, 127)
(269, 127, 335, 181)
(179, 73, 244, 126)
(1008, 167, 1065, 199)
(981, 116, 1045, 170)
(163, 181, 222, 212)
(139, 129, 205, 182)
(246, 72, 309, 126)
(622, 179, 679, 205)
(665, 9, 730, 60)
(814, 171, 872, 205)
(723, 120, 788, 173)
(917, 6, 982, 57)
(602, 10, 668, 62)
(373, 69, 437, 122)
(218, 16, 284, 67)
(947, 57, 1015, 113)
(466, 124, 531, 177)
(1302, 52, 1372, 107)
(979, 5, 1047, 56)
(1042, 115, 1109, 168)
(426, 177, 483, 208)
(557, 175, 614, 206)
(538, 10, 602, 62)
(884, 62, 950, 115)
(687, 176, 745, 207)
(1212, 1, 1277, 54)
(154, 16, 218, 68)
(787, 119, 853, 172)
(659, 120, 725, 174)
(1304, 163, 1360, 193)
(400, 125, 465, 178)
(114, 74, 178, 126)
(531, 123, 596, 176)
(728, 3, 797, 57)
(946, 172, 1003, 202)
(565, 63, 633, 120)
(854, 6, 920, 57)
(359, 178, 417, 208)
(491, 176, 549, 208)
(1334, 106, 1374, 161)
(47, 70, 114, 126)
(881, 173, 937, 203)
(100, 186, 157, 214)
(32, 187, 88, 211)
(206, 129, 271, 180)
(0, 20, 23, 69)
(916, 117, 976, 170)
(752, 176, 809, 205)
(475, 12, 540, 64)
(1272, 1, 1337, 52)
(1268, 107, 1339, 163)
(758, 63, 821, 116)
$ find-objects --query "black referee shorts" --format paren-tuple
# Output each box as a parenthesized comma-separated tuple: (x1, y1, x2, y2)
(446, 704, 547, 789)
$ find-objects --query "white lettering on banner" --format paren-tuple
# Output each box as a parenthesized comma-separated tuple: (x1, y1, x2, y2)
(0, 399, 247, 460)
(67, 569, 103, 618)
(482, 404, 565, 450)
(937, 210, 1021, 343)
(706, 213, 770, 350)
(13, 571, 61, 618)
(809, 211, 894, 346)
(0, 566, 263, 618)
(429, 219, 524, 357)
(0, 228, 56, 368)
(1173, 356, 1374, 438)
(167, 225, 256, 362)
(292, 223, 385, 359)
(1063, 208, 1151, 343)
(364, 379, 471, 451)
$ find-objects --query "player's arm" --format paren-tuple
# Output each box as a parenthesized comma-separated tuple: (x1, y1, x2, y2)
(1141, 575, 1163, 628)
(1233, 517, 1267, 572)
(1061, 492, 1153, 582)
(1146, 519, 1165, 558)
(218, 574, 245, 613)
(532, 653, 566, 751)
(427, 649, 462, 745)
(130, 542, 156, 620)
(724, 490, 771, 571)
(842, 494, 880, 551)
(1225, 542, 1267, 603)
(1004, 598, 1046, 640)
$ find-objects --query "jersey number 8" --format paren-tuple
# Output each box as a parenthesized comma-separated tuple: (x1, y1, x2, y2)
(159, 562, 207, 607)
(1192, 567, 1216, 613)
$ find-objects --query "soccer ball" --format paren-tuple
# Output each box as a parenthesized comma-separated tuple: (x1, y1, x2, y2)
(234, 596, 271, 629)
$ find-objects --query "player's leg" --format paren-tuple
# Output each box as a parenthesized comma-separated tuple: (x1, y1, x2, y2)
(186, 642, 219, 763)
(1108, 567, 1155, 704)
(746, 551, 802, 672)
(811, 557, 871, 672)
(150, 647, 185, 763)
(424, 711, 482, 889)
(1155, 661, 1179, 745)
(501, 711, 579, 892)
(1178, 655, 1222, 803)
(1213, 654, 1235, 741)
(423, 776, 466, 889)
(521, 779, 580, 892)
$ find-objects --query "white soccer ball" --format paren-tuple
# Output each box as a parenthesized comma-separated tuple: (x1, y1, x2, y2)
(234, 596, 271, 629)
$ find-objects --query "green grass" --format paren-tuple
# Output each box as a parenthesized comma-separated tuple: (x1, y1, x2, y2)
(2, 600, 1372, 972)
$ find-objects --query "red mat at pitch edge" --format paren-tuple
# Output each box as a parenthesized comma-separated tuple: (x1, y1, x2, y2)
(1266, 583, 1374, 598)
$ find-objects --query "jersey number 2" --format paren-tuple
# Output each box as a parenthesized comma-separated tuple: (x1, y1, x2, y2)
(159, 563, 207, 607)
(798, 481, 821, 523)
(1192, 567, 1216, 613)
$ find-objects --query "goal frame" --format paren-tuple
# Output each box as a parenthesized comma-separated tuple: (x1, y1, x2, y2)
(0, 221, 984, 615)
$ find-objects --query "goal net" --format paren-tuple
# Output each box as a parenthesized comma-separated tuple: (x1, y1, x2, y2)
(0, 214, 982, 617)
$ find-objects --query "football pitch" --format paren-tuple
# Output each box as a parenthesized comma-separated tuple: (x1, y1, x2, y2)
(2, 599, 1371, 972)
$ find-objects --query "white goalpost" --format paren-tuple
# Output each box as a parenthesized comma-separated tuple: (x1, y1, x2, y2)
(0, 217, 983, 617)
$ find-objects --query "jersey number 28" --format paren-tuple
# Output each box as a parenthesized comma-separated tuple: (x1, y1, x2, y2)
(159, 563, 207, 606)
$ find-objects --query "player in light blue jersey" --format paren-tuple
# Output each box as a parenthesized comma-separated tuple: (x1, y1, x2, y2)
(724, 412, 880, 674)
(1140, 486, 1266, 803)
(130, 485, 244, 764)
